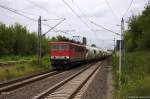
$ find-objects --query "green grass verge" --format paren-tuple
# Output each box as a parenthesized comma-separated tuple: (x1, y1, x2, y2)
(0, 55, 51, 81)
(0, 56, 35, 62)
(112, 51, 150, 99)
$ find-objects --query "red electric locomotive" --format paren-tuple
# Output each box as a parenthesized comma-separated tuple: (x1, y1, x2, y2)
(49, 41, 86, 68)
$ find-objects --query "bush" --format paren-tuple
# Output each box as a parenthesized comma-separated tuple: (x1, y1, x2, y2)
(113, 51, 150, 98)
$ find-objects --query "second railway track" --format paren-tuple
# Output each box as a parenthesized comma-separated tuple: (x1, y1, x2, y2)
(0, 70, 61, 93)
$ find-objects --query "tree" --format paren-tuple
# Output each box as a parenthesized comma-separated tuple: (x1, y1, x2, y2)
(49, 35, 70, 42)
(0, 22, 49, 56)
(125, 2, 150, 52)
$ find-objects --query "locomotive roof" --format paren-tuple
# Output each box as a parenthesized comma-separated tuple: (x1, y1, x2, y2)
(49, 41, 85, 47)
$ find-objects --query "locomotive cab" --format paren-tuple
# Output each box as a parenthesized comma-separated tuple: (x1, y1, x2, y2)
(50, 42, 70, 67)
(49, 41, 86, 69)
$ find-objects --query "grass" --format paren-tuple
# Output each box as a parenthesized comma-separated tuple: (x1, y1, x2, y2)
(0, 55, 51, 81)
(112, 51, 150, 99)
(0, 55, 35, 62)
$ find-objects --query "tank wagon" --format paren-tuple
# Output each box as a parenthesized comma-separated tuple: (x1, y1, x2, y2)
(49, 41, 110, 69)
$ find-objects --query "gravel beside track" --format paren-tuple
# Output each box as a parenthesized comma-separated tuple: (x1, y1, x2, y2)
(73, 62, 103, 99)
(0, 63, 94, 99)
(79, 58, 113, 99)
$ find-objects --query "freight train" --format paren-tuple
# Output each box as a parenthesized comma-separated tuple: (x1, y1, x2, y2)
(49, 41, 111, 69)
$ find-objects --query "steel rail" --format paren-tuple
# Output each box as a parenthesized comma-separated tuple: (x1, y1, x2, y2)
(0, 70, 62, 93)
(33, 62, 102, 99)
(68, 62, 103, 99)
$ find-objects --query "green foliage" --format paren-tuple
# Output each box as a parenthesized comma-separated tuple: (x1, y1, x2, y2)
(0, 56, 35, 62)
(0, 56, 51, 81)
(112, 54, 119, 89)
(49, 35, 70, 42)
(125, 2, 150, 52)
(30, 55, 51, 70)
(113, 52, 150, 98)
(0, 23, 48, 56)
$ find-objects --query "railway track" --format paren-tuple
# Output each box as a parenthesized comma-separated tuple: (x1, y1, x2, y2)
(0, 70, 61, 94)
(33, 61, 103, 99)
(0, 63, 95, 99)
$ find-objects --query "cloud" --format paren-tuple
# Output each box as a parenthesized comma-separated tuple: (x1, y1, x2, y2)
(0, 0, 148, 49)
(83, 6, 110, 18)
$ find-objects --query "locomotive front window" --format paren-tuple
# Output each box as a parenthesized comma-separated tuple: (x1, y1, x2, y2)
(51, 45, 68, 50)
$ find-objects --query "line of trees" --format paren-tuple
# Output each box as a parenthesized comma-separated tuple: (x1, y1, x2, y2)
(49, 35, 70, 41)
(0, 23, 48, 56)
(125, 2, 150, 52)
(0, 22, 81, 57)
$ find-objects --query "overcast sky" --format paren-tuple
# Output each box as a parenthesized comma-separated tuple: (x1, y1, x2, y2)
(0, 0, 148, 50)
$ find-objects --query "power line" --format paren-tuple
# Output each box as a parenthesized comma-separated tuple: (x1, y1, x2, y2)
(62, 0, 90, 28)
(25, 0, 75, 35)
(12, 8, 40, 16)
(90, 21, 121, 36)
(122, 0, 134, 18)
(0, 4, 73, 35)
(71, 0, 95, 25)
(71, 0, 105, 42)
(25, 0, 76, 32)
(43, 18, 66, 36)
(70, 0, 120, 47)
(0, 4, 37, 21)
(71, 0, 108, 47)
(0, 4, 52, 27)
(25, 0, 64, 19)
(104, 0, 119, 20)
(70, 1, 120, 36)
(71, 0, 88, 20)
(71, 0, 120, 35)
(25, 0, 50, 15)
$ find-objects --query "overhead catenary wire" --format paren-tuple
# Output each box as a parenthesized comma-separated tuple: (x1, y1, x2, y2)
(71, 1, 100, 32)
(71, 0, 89, 21)
(0, 4, 51, 27)
(68, 0, 107, 47)
(0, 4, 74, 35)
(25, 0, 65, 20)
(62, 0, 90, 28)
(90, 21, 121, 36)
(63, 0, 104, 45)
(71, 0, 95, 27)
(0, 4, 37, 22)
(25, 0, 51, 15)
(25, 0, 75, 35)
(43, 18, 66, 36)
(12, 8, 40, 17)
(69, 0, 119, 48)
(104, 0, 119, 20)
(70, 0, 120, 37)
(71, 0, 103, 40)
(122, 0, 134, 18)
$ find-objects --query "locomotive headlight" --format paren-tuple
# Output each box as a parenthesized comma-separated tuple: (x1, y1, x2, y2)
(65, 56, 69, 59)
(51, 56, 55, 59)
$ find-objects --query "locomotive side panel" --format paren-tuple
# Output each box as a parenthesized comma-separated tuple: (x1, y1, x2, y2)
(69, 43, 86, 62)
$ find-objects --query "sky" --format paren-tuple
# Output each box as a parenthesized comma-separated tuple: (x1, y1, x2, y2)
(0, 0, 148, 50)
